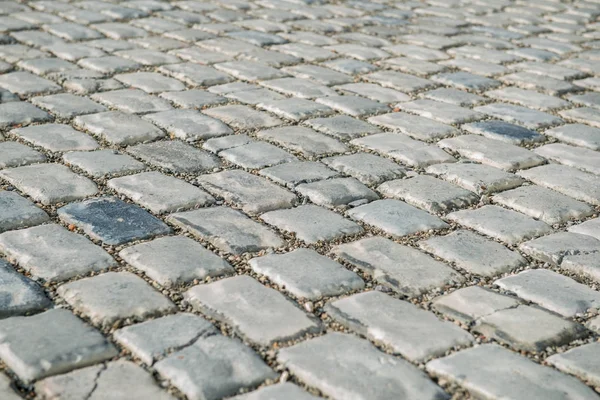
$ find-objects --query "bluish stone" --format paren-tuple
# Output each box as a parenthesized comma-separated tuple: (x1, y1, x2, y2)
(463, 120, 545, 145)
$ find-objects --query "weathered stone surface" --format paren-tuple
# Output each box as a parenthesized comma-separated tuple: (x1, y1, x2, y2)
(127, 140, 220, 174)
(322, 153, 405, 186)
(278, 333, 447, 400)
(74, 111, 165, 146)
(0, 190, 49, 233)
(0, 259, 51, 318)
(256, 126, 347, 157)
(0, 141, 46, 168)
(426, 162, 524, 195)
(297, 177, 379, 207)
(185, 275, 321, 346)
(368, 112, 457, 141)
(12, 124, 99, 152)
(569, 218, 600, 241)
(64, 150, 145, 177)
(518, 232, 600, 266)
(260, 161, 337, 187)
(546, 343, 600, 387)
(535, 143, 600, 176)
(230, 383, 320, 400)
(144, 109, 233, 141)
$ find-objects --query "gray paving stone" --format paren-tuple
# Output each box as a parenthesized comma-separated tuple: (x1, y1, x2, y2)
(462, 120, 545, 146)
(427, 344, 597, 399)
(335, 82, 411, 103)
(492, 185, 593, 225)
(546, 342, 600, 387)
(534, 143, 600, 176)
(396, 99, 484, 125)
(58, 196, 171, 245)
(426, 162, 524, 195)
(500, 72, 578, 96)
(440, 57, 508, 77)
(108, 171, 214, 214)
(332, 236, 463, 296)
(215, 60, 288, 81)
(432, 286, 521, 324)
(383, 57, 446, 77)
(0, 141, 45, 168)
(0, 309, 117, 383)
(74, 111, 165, 146)
(120, 235, 232, 287)
(420, 230, 525, 277)
(484, 87, 569, 112)
(185, 275, 321, 346)
(569, 218, 600, 241)
(421, 87, 485, 107)
(365, 70, 437, 93)
(58, 271, 175, 327)
(322, 58, 376, 75)
(0, 190, 49, 233)
(568, 92, 600, 110)
(322, 153, 405, 186)
(198, 170, 296, 215)
(257, 126, 347, 157)
(78, 56, 142, 74)
(0, 163, 97, 205)
(261, 205, 362, 244)
(155, 334, 276, 400)
(518, 232, 600, 266)
(475, 103, 563, 129)
(91, 89, 173, 115)
(64, 149, 145, 177)
(220, 142, 297, 169)
(203, 105, 283, 130)
(159, 90, 227, 109)
(326, 291, 472, 361)
(147, 109, 234, 141)
(0, 101, 51, 129)
(438, 135, 545, 172)
(304, 115, 381, 140)
(159, 63, 234, 87)
(0, 373, 20, 400)
(315, 95, 389, 117)
(114, 313, 217, 365)
(31, 93, 106, 119)
(12, 124, 99, 152)
(0, 71, 60, 96)
(127, 140, 220, 174)
(352, 133, 455, 168)
(496, 269, 600, 318)
(230, 383, 319, 400)
(544, 124, 600, 151)
(432, 71, 500, 92)
(0, 258, 50, 318)
(35, 360, 175, 400)
(259, 98, 334, 121)
(249, 249, 364, 300)
(167, 206, 283, 254)
(278, 333, 447, 400)
(518, 164, 600, 205)
(448, 205, 552, 246)
(297, 178, 379, 207)
(114, 71, 186, 93)
(225, 87, 286, 105)
(368, 112, 458, 141)
(260, 78, 336, 99)
(259, 161, 338, 187)
(379, 176, 478, 214)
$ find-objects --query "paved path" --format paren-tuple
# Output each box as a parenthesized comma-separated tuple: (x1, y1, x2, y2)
(0, 0, 600, 398)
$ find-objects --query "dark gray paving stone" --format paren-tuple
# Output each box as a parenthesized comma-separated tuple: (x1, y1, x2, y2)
(0, 190, 49, 233)
(0, 259, 51, 318)
(58, 196, 172, 245)
(462, 120, 545, 145)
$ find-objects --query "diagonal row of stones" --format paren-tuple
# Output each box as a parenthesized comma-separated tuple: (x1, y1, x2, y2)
(0, 0, 599, 399)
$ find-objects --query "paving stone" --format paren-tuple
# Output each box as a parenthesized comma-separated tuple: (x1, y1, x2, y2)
(0, 163, 97, 205)
(0, 141, 45, 168)
(432, 286, 521, 324)
(544, 124, 600, 151)
(568, 92, 600, 110)
(322, 153, 405, 186)
(569, 218, 600, 241)
(535, 143, 600, 175)
(167, 207, 283, 254)
(327, 291, 472, 361)
(496, 269, 600, 318)
(127, 140, 220, 174)
(419, 230, 525, 277)
(296, 178, 378, 207)
(440, 57, 507, 77)
(78, 56, 141, 74)
(158, 62, 234, 87)
(351, 133, 456, 168)
(0, 190, 49, 233)
(438, 135, 545, 172)
(383, 57, 446, 77)
(108, 171, 214, 214)
(0, 309, 117, 383)
(225, 88, 285, 105)
(426, 344, 597, 399)
(383, 43, 449, 61)
(0, 102, 51, 129)
(447, 205, 552, 245)
(220, 142, 297, 169)
(334, 82, 411, 103)
(249, 249, 364, 300)
(421, 87, 484, 107)
(35, 360, 175, 400)
(215, 60, 288, 81)
(462, 120, 545, 145)
(261, 205, 362, 244)
(58, 196, 171, 245)
(484, 87, 569, 112)
(12, 124, 98, 152)
(31, 93, 106, 119)
(159, 90, 227, 109)
(91, 89, 173, 115)
(230, 383, 319, 400)
(155, 334, 276, 400)
(63, 149, 145, 177)
(396, 99, 484, 125)
(365, 70, 437, 92)
(321, 58, 376, 75)
(203, 105, 283, 130)
(0, 372, 20, 400)
(518, 232, 600, 266)
(432, 71, 500, 92)
(426, 162, 524, 195)
(185, 275, 321, 346)
(58, 271, 175, 327)
(198, 170, 296, 215)
(278, 333, 447, 400)
(75, 110, 165, 146)
(518, 164, 600, 205)
(0, 258, 50, 318)
(259, 161, 338, 187)
(368, 112, 458, 141)
(546, 342, 600, 387)
(114, 313, 217, 365)
(492, 185, 593, 225)
(378, 175, 479, 214)
(303, 115, 379, 141)
(475, 103, 563, 129)
(144, 109, 233, 141)
(0, 71, 60, 96)
(332, 236, 463, 296)
(315, 95, 389, 117)
(259, 98, 335, 121)
(114, 72, 185, 93)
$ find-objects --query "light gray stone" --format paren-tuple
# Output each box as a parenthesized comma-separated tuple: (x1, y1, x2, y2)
(31, 93, 106, 119)
(91, 89, 173, 115)
(0, 190, 49, 233)
(259, 161, 338, 187)
(119, 236, 233, 287)
(127, 140, 220, 174)
(260, 77, 336, 99)
(297, 178, 379, 207)
(546, 342, 600, 387)
(0, 141, 46, 168)
(322, 153, 406, 186)
(475, 103, 563, 129)
(58, 271, 176, 327)
(11, 124, 99, 152)
(278, 333, 447, 400)
(332, 237, 463, 296)
(168, 207, 283, 254)
(544, 124, 600, 151)
(315, 95, 389, 117)
(74, 111, 165, 146)
(518, 232, 600, 266)
(426, 162, 524, 195)
(569, 218, 600, 241)
(185, 275, 321, 346)
(484, 87, 568, 112)
(258, 98, 334, 121)
(534, 143, 600, 176)
(335, 82, 410, 103)
(220, 142, 297, 169)
(144, 109, 233, 141)
(0, 224, 115, 281)
(0, 373, 20, 400)
(63, 150, 145, 177)
(0, 102, 51, 129)
(304, 115, 381, 141)
(202, 105, 283, 130)
(368, 112, 458, 141)
(326, 291, 473, 361)
(396, 99, 484, 124)
(257, 126, 347, 157)
(229, 383, 319, 400)
(0, 259, 51, 318)
(427, 344, 597, 399)
(0, 309, 117, 383)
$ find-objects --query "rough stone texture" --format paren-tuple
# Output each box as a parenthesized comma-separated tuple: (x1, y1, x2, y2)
(0, 259, 51, 318)
(296, 177, 379, 207)
(546, 343, 600, 387)
(127, 140, 220, 174)
(278, 333, 447, 400)
(0, 190, 49, 233)
(426, 162, 524, 195)
(74, 111, 164, 146)
(230, 383, 320, 400)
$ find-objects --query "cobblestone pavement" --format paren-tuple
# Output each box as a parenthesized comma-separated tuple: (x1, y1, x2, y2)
(0, 0, 600, 399)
